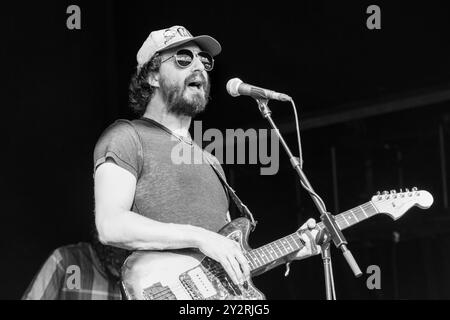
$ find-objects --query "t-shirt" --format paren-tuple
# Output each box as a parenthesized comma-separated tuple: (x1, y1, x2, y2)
(93, 117, 230, 233)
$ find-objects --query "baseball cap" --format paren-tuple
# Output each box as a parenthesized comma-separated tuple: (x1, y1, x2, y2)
(136, 26, 222, 69)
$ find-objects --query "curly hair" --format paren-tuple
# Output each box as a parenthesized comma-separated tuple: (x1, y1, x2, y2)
(128, 55, 162, 117)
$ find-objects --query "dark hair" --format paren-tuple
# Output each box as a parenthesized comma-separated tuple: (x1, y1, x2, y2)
(90, 231, 130, 282)
(128, 55, 162, 117)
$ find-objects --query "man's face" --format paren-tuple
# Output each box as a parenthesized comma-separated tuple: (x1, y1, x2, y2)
(157, 44, 211, 117)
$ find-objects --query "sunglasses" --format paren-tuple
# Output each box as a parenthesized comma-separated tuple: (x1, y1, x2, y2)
(160, 49, 214, 72)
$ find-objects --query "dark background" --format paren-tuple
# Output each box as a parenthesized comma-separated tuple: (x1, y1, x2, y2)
(2, 0, 450, 299)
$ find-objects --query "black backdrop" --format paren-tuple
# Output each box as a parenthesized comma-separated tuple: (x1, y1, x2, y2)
(2, 0, 450, 299)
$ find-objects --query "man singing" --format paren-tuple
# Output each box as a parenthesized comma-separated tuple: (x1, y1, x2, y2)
(93, 25, 320, 295)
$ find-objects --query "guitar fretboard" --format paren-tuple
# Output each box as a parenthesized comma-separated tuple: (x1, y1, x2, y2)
(245, 201, 379, 272)
(245, 233, 305, 271)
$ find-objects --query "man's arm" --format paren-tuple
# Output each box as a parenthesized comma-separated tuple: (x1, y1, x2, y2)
(94, 160, 251, 286)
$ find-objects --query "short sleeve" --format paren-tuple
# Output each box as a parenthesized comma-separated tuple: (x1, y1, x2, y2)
(93, 120, 143, 179)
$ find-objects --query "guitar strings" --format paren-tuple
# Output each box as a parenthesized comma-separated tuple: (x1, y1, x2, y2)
(332, 202, 375, 227)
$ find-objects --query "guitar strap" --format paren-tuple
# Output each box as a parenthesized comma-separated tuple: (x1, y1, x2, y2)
(202, 153, 258, 231)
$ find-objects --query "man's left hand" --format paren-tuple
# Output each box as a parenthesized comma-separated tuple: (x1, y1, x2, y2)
(291, 218, 322, 260)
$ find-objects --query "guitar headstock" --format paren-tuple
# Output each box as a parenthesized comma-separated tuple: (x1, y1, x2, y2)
(371, 188, 434, 220)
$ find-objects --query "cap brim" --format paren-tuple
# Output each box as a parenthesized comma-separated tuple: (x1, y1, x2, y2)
(157, 35, 222, 57)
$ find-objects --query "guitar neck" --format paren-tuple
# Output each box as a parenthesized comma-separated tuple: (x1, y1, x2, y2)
(245, 201, 379, 272)
(245, 231, 305, 272)
(316, 201, 379, 232)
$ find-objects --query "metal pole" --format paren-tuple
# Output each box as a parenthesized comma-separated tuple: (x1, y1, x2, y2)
(439, 124, 448, 209)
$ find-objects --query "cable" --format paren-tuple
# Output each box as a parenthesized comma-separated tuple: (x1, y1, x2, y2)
(289, 98, 328, 213)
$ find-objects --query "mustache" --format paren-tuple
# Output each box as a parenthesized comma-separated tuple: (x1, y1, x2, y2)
(184, 72, 208, 87)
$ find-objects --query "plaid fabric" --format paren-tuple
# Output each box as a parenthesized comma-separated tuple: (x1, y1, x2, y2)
(22, 242, 122, 300)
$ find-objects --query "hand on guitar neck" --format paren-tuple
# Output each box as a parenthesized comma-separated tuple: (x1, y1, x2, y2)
(252, 218, 322, 277)
(292, 218, 322, 260)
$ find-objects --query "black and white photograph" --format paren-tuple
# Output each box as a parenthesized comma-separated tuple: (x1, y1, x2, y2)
(2, 1, 450, 305)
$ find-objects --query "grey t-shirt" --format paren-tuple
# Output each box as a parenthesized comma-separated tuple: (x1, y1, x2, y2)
(93, 117, 230, 233)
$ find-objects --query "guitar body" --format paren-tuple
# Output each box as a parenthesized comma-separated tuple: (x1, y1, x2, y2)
(121, 218, 265, 300)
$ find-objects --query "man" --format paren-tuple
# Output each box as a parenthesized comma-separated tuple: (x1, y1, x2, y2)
(93, 25, 320, 293)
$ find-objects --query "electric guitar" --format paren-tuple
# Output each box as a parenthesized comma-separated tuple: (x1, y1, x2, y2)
(121, 188, 433, 300)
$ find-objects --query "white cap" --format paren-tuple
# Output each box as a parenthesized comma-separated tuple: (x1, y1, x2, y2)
(136, 25, 222, 69)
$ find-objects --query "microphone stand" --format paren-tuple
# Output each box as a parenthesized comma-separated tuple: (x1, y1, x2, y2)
(254, 98, 363, 300)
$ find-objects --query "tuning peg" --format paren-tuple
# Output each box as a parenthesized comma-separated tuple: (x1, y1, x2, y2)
(377, 191, 381, 196)
(405, 188, 410, 192)
(406, 187, 413, 197)
(383, 191, 389, 195)
(390, 190, 396, 194)
(412, 187, 418, 192)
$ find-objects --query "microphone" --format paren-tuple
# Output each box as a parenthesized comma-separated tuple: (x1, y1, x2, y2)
(226, 78, 292, 102)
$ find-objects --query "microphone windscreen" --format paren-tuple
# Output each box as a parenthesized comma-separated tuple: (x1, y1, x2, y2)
(226, 78, 243, 97)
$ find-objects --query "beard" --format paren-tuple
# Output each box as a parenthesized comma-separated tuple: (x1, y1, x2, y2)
(160, 72, 211, 117)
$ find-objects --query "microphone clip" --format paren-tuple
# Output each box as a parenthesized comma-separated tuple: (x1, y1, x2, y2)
(256, 99, 272, 119)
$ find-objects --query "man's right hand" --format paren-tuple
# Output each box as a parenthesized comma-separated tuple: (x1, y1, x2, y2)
(195, 229, 250, 287)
